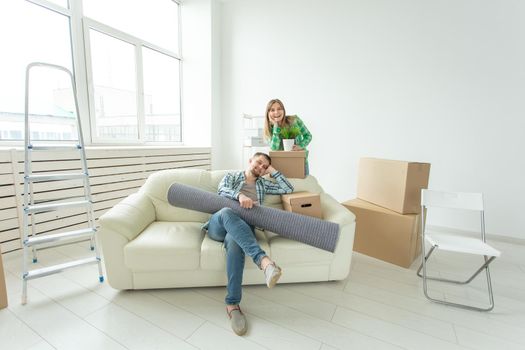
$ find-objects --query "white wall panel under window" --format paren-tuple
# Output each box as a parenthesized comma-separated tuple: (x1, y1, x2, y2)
(0, 146, 211, 254)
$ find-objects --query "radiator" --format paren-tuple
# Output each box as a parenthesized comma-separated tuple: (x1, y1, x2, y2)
(0, 147, 211, 253)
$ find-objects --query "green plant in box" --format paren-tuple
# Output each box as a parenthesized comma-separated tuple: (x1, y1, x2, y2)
(279, 125, 301, 140)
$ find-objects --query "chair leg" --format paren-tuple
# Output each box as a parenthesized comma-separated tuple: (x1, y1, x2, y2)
(483, 256, 496, 311)
(417, 248, 497, 312)
(464, 256, 496, 283)
(418, 251, 496, 285)
(416, 245, 436, 278)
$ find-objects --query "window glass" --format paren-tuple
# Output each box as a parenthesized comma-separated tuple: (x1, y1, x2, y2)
(142, 48, 181, 142)
(84, 0, 179, 54)
(89, 30, 138, 140)
(26, 67, 79, 141)
(0, 0, 73, 141)
(0, 0, 182, 145)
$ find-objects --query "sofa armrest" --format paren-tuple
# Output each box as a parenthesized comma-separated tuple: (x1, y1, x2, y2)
(320, 194, 356, 280)
(97, 192, 155, 289)
(98, 192, 156, 242)
(321, 194, 355, 226)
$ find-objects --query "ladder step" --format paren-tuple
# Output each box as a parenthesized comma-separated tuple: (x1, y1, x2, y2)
(25, 200, 91, 213)
(24, 228, 96, 247)
(26, 173, 88, 182)
(23, 257, 100, 280)
(29, 143, 81, 151)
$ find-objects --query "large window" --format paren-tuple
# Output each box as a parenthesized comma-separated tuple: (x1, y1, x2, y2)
(0, 0, 181, 144)
(0, 0, 74, 141)
(88, 29, 139, 141)
(142, 48, 181, 142)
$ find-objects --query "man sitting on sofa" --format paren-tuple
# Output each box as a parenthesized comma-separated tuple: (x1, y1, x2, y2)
(203, 152, 294, 336)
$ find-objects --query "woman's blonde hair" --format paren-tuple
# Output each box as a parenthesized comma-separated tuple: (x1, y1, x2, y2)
(263, 98, 294, 139)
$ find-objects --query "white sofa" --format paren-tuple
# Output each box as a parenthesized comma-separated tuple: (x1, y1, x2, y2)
(98, 169, 356, 290)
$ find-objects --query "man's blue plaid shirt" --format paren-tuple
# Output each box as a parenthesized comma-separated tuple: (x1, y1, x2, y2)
(217, 170, 293, 203)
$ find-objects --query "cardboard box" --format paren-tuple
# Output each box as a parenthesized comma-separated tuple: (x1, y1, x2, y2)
(281, 192, 322, 219)
(269, 151, 306, 179)
(0, 247, 7, 309)
(342, 198, 422, 268)
(357, 157, 431, 214)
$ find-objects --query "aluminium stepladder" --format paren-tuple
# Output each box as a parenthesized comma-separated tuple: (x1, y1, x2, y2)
(21, 62, 104, 304)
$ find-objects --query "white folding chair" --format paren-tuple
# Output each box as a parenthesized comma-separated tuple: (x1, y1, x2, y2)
(417, 189, 501, 311)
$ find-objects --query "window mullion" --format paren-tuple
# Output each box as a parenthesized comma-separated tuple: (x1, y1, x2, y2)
(82, 18, 102, 144)
(69, 0, 92, 145)
(136, 45, 145, 143)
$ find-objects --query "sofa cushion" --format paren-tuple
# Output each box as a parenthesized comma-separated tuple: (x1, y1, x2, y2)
(200, 229, 270, 270)
(124, 222, 204, 271)
(209, 169, 231, 188)
(288, 176, 324, 194)
(142, 169, 212, 223)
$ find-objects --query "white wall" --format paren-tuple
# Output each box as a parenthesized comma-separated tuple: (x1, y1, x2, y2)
(181, 0, 212, 147)
(216, 0, 525, 239)
(182, 0, 224, 170)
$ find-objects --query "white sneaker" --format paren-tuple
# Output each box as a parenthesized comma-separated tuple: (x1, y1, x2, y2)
(264, 262, 282, 288)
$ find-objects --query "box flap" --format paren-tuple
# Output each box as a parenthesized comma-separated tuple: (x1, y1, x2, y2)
(343, 198, 398, 215)
(269, 151, 306, 158)
(282, 191, 317, 201)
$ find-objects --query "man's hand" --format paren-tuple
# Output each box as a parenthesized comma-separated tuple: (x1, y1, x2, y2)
(238, 193, 254, 209)
(264, 165, 277, 176)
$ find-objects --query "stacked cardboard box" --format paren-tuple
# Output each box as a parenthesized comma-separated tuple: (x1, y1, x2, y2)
(269, 151, 306, 179)
(342, 158, 431, 268)
(281, 192, 322, 219)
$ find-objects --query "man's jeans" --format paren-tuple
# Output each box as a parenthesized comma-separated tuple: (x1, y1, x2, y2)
(206, 207, 267, 305)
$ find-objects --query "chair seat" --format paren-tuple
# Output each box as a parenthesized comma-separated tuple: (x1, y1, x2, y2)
(419, 189, 500, 311)
(425, 231, 501, 257)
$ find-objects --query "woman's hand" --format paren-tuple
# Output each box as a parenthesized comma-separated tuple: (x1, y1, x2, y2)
(292, 145, 303, 151)
(270, 119, 281, 127)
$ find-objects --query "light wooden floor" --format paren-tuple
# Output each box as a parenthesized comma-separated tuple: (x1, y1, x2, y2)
(1, 239, 524, 350)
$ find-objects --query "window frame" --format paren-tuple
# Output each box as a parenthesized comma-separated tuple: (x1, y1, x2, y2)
(83, 0, 183, 145)
(83, 17, 183, 144)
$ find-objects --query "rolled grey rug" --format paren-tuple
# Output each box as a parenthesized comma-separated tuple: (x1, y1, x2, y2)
(167, 182, 340, 252)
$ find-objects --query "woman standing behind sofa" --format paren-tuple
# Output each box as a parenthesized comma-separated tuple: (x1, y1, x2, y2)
(263, 98, 313, 175)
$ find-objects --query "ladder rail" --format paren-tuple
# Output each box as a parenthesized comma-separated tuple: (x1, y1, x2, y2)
(22, 62, 104, 304)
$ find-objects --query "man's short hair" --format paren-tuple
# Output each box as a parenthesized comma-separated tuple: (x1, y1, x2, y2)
(253, 152, 271, 165)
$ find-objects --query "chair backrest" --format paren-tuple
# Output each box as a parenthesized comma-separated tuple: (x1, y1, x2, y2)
(421, 189, 484, 211)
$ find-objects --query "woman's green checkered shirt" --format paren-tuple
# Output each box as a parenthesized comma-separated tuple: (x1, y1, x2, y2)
(268, 115, 312, 167)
